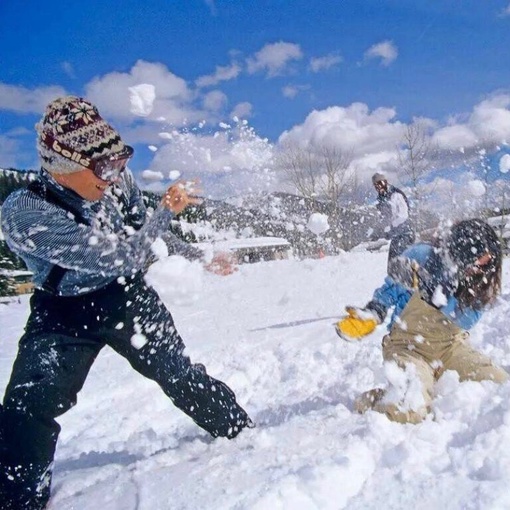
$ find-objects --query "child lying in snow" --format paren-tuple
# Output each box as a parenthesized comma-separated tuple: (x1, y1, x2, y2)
(336, 219, 508, 424)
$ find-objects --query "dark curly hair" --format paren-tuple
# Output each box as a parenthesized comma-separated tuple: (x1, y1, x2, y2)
(447, 219, 502, 309)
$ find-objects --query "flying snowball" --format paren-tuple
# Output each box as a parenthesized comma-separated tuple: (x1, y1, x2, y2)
(307, 213, 329, 235)
(499, 154, 510, 174)
(129, 83, 156, 116)
(467, 180, 486, 197)
(141, 169, 164, 182)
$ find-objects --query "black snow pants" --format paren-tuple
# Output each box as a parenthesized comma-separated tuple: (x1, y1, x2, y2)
(0, 275, 250, 509)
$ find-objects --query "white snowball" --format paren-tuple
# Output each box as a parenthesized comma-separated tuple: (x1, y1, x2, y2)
(467, 179, 486, 197)
(130, 333, 148, 349)
(307, 213, 330, 235)
(141, 169, 164, 181)
(129, 83, 156, 116)
(499, 154, 510, 174)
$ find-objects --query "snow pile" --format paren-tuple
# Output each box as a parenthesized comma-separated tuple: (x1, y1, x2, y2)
(1, 251, 510, 509)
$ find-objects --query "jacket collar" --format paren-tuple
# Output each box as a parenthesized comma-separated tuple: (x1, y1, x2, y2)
(39, 168, 100, 217)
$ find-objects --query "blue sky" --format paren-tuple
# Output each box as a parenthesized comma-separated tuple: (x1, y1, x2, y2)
(2, 0, 510, 198)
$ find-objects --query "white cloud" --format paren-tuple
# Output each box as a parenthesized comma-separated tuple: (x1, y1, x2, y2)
(282, 85, 299, 99)
(432, 93, 510, 151)
(196, 63, 242, 88)
(500, 3, 510, 16)
(246, 42, 303, 77)
(276, 92, 510, 190)
(278, 103, 407, 180)
(364, 40, 398, 66)
(279, 103, 405, 156)
(0, 83, 67, 114)
(230, 102, 253, 119)
(0, 135, 20, 168)
(148, 123, 275, 198)
(431, 124, 478, 150)
(282, 85, 309, 99)
(309, 53, 343, 73)
(85, 60, 201, 125)
(202, 90, 228, 112)
(468, 94, 510, 142)
(61, 61, 76, 79)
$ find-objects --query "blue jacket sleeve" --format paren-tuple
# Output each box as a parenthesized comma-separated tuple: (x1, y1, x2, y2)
(366, 276, 413, 324)
(440, 297, 483, 330)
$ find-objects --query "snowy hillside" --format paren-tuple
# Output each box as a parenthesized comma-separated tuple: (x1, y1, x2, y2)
(2, 251, 510, 510)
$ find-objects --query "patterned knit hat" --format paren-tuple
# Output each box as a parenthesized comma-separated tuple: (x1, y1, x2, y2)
(36, 96, 126, 174)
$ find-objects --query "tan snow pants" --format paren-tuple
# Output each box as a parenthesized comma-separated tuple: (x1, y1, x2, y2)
(356, 293, 508, 424)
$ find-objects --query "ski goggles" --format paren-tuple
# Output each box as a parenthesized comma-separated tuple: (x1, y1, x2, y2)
(41, 133, 133, 182)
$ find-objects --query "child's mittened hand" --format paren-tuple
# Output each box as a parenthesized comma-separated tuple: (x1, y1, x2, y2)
(335, 307, 378, 341)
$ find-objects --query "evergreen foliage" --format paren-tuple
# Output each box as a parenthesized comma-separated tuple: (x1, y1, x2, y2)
(0, 168, 37, 203)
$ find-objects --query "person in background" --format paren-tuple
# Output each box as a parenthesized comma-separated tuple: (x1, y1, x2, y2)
(372, 172, 415, 262)
(0, 96, 253, 509)
(336, 219, 508, 424)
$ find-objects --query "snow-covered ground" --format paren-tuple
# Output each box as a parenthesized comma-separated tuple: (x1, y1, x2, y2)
(2, 250, 510, 510)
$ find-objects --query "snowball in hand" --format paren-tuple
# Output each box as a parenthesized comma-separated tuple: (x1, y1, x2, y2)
(307, 213, 330, 235)
(145, 255, 203, 306)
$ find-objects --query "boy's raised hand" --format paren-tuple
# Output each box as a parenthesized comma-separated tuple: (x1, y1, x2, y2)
(161, 179, 203, 214)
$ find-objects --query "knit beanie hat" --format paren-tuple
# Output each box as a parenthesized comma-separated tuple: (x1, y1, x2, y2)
(372, 172, 387, 184)
(36, 96, 126, 174)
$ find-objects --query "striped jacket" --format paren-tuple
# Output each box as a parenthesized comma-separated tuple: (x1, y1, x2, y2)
(1, 169, 202, 296)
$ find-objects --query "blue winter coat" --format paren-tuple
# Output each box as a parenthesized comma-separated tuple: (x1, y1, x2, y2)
(367, 243, 482, 330)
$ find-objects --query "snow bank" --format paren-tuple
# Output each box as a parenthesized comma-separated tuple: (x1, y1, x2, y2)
(1, 251, 510, 509)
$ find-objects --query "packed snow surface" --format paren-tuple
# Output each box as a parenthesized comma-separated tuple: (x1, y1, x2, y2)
(2, 251, 510, 510)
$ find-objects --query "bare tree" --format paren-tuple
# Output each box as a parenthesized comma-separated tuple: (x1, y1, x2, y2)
(276, 143, 354, 204)
(275, 142, 360, 250)
(397, 122, 434, 231)
(276, 144, 319, 198)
